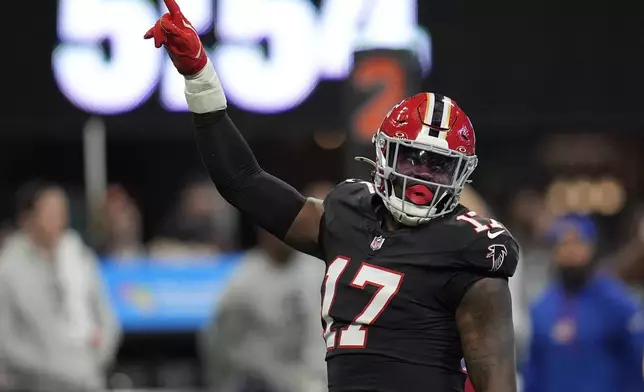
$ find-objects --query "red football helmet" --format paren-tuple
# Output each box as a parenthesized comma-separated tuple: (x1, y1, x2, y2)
(367, 93, 478, 226)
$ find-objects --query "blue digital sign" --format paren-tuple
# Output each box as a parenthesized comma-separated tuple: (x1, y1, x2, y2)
(100, 254, 242, 332)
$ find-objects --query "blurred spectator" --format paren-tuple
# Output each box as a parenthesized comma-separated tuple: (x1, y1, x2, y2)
(201, 228, 326, 392)
(0, 221, 14, 251)
(0, 181, 121, 391)
(510, 189, 555, 305)
(523, 214, 644, 392)
(149, 176, 237, 258)
(95, 185, 145, 259)
(506, 189, 556, 359)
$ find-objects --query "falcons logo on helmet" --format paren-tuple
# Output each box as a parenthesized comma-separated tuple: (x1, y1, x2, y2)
(486, 244, 507, 272)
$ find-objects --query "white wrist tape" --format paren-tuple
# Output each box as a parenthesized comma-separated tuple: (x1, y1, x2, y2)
(184, 59, 227, 113)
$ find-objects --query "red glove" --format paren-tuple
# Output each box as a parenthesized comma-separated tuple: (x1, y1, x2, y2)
(144, 0, 207, 76)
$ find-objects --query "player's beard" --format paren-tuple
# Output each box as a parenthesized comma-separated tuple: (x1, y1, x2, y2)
(557, 264, 594, 292)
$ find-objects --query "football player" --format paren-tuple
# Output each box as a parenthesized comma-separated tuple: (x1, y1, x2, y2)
(145, 2, 519, 391)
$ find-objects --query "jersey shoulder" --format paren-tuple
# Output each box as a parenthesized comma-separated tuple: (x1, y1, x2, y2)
(444, 206, 520, 278)
(323, 179, 375, 221)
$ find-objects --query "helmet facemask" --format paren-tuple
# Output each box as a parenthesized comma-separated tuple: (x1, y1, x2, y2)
(372, 132, 478, 226)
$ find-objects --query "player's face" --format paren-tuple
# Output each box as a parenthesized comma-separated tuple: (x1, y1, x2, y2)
(553, 229, 595, 268)
(389, 146, 459, 205)
(393, 146, 458, 185)
(27, 189, 69, 249)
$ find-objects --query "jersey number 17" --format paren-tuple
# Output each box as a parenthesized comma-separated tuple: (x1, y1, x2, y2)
(321, 256, 404, 349)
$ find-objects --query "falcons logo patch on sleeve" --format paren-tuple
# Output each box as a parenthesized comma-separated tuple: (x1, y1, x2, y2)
(486, 244, 507, 272)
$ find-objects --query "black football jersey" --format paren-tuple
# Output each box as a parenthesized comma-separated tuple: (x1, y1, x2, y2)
(319, 180, 520, 392)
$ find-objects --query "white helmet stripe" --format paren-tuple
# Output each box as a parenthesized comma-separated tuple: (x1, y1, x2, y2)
(421, 93, 439, 138)
(423, 93, 436, 125)
(440, 96, 453, 129)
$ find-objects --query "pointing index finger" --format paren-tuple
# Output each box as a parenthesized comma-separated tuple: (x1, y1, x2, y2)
(164, 0, 181, 15)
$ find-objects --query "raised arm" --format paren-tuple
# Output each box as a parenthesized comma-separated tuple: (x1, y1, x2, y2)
(144, 0, 323, 256)
(191, 107, 323, 256)
(456, 277, 517, 392)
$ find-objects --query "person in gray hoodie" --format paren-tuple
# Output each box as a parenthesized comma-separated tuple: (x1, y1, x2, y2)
(0, 181, 121, 391)
(201, 227, 327, 392)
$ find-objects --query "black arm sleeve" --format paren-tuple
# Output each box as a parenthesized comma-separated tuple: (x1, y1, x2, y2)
(193, 111, 306, 240)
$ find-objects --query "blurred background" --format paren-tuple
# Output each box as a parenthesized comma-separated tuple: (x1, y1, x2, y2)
(1, 0, 643, 391)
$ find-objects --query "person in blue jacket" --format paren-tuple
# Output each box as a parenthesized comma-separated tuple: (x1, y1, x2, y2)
(523, 214, 644, 392)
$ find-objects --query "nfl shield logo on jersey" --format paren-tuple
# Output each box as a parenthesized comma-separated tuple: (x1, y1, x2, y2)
(370, 236, 386, 251)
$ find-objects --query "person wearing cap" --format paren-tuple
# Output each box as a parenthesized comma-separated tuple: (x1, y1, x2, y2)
(522, 214, 644, 392)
